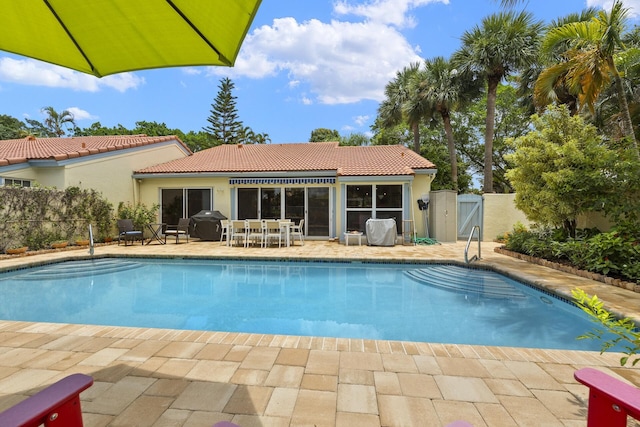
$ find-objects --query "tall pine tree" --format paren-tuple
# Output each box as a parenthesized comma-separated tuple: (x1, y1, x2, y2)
(203, 77, 243, 144)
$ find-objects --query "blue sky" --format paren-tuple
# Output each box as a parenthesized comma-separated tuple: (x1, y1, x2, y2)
(1, 0, 639, 143)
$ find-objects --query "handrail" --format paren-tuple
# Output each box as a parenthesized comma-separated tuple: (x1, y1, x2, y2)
(464, 225, 481, 264)
(88, 224, 94, 256)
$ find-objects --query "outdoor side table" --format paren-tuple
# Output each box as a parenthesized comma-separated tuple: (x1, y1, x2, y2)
(344, 231, 363, 246)
(145, 223, 166, 245)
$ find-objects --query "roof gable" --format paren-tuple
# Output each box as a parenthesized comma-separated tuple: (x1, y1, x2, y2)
(137, 142, 436, 176)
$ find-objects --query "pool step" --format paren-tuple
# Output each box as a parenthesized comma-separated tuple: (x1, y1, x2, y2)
(8, 259, 143, 280)
(404, 265, 527, 299)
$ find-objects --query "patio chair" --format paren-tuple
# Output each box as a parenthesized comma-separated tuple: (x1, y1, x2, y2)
(220, 219, 231, 245)
(117, 219, 143, 246)
(0, 373, 93, 427)
(264, 220, 282, 247)
(230, 220, 247, 246)
(245, 219, 264, 247)
(574, 367, 640, 427)
(290, 219, 305, 246)
(165, 218, 190, 244)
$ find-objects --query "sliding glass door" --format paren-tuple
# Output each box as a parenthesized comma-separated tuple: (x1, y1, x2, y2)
(236, 186, 332, 237)
(161, 188, 211, 226)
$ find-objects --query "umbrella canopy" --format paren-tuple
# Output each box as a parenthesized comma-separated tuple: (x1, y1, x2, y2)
(0, 0, 262, 77)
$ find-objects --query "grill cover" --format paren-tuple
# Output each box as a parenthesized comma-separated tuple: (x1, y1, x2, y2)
(189, 210, 226, 240)
(366, 218, 397, 246)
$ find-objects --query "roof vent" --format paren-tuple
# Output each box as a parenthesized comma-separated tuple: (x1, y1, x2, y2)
(81, 142, 86, 148)
(26, 135, 36, 141)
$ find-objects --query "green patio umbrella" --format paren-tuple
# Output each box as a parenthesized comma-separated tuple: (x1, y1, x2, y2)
(0, 0, 262, 77)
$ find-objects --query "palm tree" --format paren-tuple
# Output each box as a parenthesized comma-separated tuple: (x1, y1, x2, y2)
(417, 57, 478, 190)
(41, 106, 75, 137)
(540, 0, 638, 157)
(377, 63, 427, 153)
(453, 11, 542, 192)
(527, 9, 598, 116)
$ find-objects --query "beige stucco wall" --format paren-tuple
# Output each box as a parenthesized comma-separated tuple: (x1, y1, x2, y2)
(409, 173, 433, 238)
(482, 193, 532, 242)
(64, 144, 188, 206)
(138, 177, 228, 222)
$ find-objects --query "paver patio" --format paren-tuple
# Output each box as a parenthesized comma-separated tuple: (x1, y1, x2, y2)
(0, 240, 638, 426)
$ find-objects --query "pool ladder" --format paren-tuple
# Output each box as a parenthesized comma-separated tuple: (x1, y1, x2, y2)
(464, 225, 481, 264)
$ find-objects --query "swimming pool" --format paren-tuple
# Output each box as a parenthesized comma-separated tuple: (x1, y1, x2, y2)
(0, 257, 602, 350)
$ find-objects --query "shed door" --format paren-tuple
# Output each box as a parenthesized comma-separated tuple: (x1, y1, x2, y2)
(457, 194, 482, 240)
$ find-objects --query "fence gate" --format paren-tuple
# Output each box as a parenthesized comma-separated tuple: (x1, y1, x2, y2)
(457, 194, 482, 240)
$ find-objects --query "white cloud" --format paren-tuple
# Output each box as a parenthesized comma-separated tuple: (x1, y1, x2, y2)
(587, 0, 640, 17)
(66, 107, 96, 121)
(182, 67, 202, 75)
(0, 57, 144, 92)
(333, 0, 449, 28)
(211, 15, 423, 105)
(354, 115, 370, 126)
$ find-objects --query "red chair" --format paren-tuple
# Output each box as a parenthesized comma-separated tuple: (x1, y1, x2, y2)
(575, 367, 640, 427)
(0, 373, 93, 427)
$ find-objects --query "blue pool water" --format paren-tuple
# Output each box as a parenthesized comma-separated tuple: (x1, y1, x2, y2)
(0, 258, 604, 350)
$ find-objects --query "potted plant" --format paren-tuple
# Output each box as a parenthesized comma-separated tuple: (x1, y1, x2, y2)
(74, 237, 90, 246)
(5, 245, 28, 255)
(51, 240, 68, 249)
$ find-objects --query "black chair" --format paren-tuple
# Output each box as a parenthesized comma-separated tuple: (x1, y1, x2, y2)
(165, 218, 190, 244)
(117, 219, 143, 246)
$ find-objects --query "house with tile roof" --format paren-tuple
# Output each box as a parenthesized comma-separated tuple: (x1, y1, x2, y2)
(135, 142, 437, 241)
(0, 136, 437, 241)
(0, 135, 191, 205)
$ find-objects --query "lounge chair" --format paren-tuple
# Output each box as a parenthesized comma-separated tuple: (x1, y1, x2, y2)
(117, 219, 143, 246)
(165, 218, 190, 244)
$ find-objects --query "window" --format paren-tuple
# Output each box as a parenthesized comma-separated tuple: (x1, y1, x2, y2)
(3, 178, 32, 187)
(260, 188, 281, 219)
(346, 184, 402, 233)
(237, 188, 259, 219)
(161, 188, 211, 225)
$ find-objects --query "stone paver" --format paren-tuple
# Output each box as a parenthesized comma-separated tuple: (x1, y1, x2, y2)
(0, 241, 638, 426)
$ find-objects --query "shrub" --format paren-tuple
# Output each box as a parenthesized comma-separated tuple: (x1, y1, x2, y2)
(573, 288, 640, 366)
(116, 202, 159, 231)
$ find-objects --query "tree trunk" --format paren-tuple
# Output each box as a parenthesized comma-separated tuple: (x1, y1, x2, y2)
(441, 110, 458, 191)
(610, 58, 640, 159)
(484, 76, 500, 193)
(412, 122, 421, 153)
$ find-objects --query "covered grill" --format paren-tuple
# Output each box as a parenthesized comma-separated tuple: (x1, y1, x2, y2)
(189, 210, 226, 241)
(365, 218, 397, 246)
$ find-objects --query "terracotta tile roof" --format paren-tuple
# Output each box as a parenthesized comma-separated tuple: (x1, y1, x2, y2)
(0, 135, 190, 167)
(136, 142, 436, 176)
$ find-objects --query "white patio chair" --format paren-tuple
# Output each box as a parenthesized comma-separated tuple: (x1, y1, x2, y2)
(219, 219, 231, 245)
(245, 219, 264, 247)
(230, 220, 247, 247)
(290, 219, 304, 246)
(264, 220, 282, 247)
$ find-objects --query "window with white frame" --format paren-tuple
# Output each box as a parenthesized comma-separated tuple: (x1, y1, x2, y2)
(2, 178, 32, 187)
(346, 184, 402, 233)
